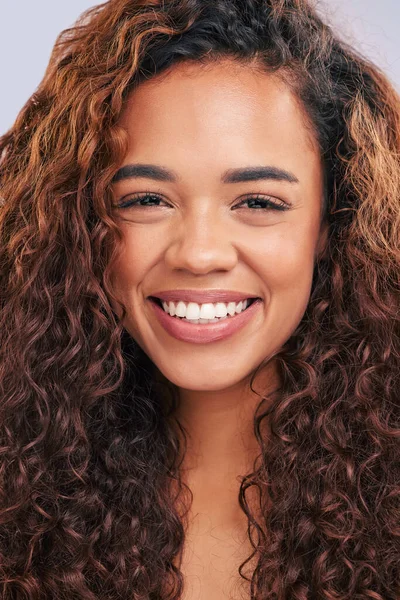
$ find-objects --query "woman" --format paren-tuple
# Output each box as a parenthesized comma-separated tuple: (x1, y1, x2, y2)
(0, 0, 399, 598)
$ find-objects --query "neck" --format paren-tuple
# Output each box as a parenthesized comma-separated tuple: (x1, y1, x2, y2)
(156, 360, 280, 525)
(177, 360, 279, 472)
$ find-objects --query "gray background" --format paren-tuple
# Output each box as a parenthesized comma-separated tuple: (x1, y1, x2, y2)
(1, 0, 399, 135)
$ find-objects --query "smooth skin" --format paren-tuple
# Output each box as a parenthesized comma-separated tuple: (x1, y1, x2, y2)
(109, 58, 328, 599)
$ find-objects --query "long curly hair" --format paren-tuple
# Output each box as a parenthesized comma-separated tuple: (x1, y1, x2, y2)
(0, 0, 399, 598)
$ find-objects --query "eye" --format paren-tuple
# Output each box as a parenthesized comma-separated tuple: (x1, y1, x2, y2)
(115, 192, 290, 211)
(233, 194, 289, 212)
(116, 192, 169, 209)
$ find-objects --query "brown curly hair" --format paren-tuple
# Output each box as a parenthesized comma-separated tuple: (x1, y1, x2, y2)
(0, 0, 399, 598)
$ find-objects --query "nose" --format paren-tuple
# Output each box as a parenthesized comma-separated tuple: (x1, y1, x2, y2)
(163, 206, 238, 275)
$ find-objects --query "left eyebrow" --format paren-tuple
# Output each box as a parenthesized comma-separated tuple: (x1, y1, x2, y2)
(111, 163, 299, 185)
(223, 165, 299, 184)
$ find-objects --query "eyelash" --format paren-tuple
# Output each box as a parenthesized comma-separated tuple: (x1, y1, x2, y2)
(116, 192, 290, 212)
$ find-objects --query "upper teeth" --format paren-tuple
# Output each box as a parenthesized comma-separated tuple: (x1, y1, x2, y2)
(161, 299, 250, 320)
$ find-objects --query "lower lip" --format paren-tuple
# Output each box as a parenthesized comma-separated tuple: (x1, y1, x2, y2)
(148, 298, 263, 344)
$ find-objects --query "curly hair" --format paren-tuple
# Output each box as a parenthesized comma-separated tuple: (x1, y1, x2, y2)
(0, 0, 399, 598)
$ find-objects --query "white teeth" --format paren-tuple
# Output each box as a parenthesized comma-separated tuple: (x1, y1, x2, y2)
(214, 303, 228, 318)
(227, 302, 236, 316)
(159, 298, 253, 320)
(175, 301, 186, 317)
(186, 302, 201, 320)
(199, 303, 216, 320)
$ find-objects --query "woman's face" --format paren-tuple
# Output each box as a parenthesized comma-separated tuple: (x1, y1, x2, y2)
(109, 58, 328, 392)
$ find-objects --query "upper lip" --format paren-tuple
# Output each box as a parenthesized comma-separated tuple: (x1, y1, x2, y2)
(149, 290, 260, 303)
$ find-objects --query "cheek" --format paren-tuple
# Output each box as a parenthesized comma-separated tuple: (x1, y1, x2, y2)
(249, 225, 317, 298)
(107, 229, 158, 322)
(111, 227, 158, 291)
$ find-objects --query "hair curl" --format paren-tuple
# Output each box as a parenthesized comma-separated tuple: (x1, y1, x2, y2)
(0, 0, 399, 598)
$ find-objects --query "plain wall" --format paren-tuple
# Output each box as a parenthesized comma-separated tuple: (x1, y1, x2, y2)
(0, 0, 399, 135)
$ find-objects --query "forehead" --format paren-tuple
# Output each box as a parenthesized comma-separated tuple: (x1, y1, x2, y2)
(118, 59, 320, 173)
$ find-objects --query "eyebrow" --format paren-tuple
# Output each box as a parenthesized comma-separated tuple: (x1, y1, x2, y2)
(111, 163, 299, 185)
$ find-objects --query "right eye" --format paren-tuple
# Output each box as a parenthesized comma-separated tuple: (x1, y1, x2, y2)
(116, 192, 169, 209)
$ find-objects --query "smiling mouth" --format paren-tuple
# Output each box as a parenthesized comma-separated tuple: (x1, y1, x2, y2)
(148, 296, 259, 322)
(147, 295, 263, 343)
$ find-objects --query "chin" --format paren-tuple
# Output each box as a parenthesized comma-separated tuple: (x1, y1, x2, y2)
(156, 363, 250, 393)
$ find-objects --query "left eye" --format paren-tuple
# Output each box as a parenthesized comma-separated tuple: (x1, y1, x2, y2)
(234, 195, 289, 211)
(116, 193, 289, 212)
